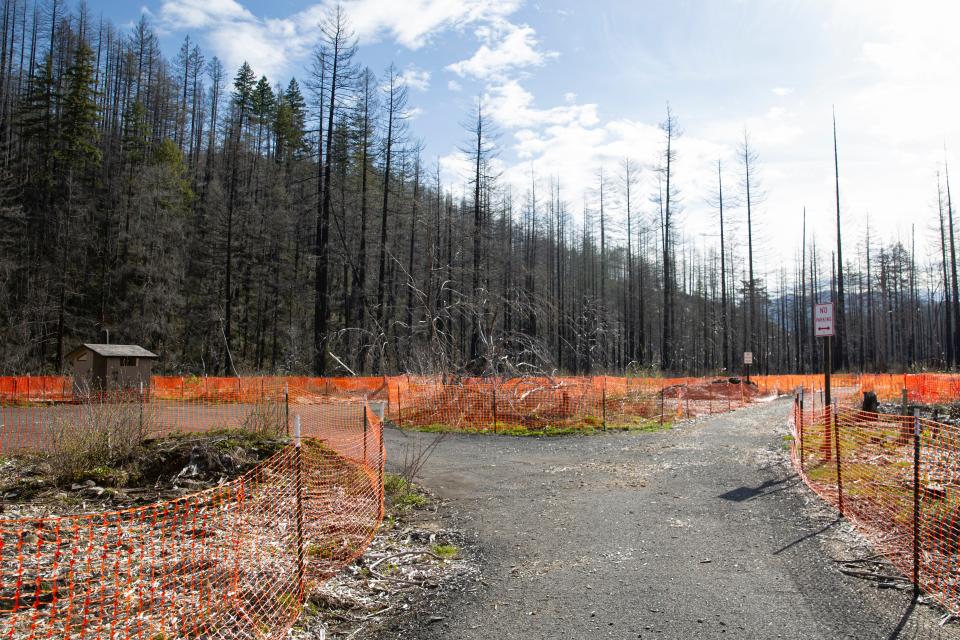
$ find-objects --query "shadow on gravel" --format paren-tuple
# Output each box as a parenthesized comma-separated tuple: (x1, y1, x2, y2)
(718, 475, 798, 502)
(772, 516, 842, 556)
(886, 596, 917, 640)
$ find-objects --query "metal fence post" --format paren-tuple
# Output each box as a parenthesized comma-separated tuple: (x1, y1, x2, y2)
(293, 414, 306, 601)
(285, 382, 290, 437)
(492, 386, 498, 433)
(139, 381, 144, 439)
(913, 408, 921, 599)
(378, 414, 386, 520)
(822, 401, 833, 462)
(833, 400, 843, 515)
(602, 379, 607, 431)
(798, 388, 805, 466)
(659, 389, 664, 426)
(363, 406, 369, 467)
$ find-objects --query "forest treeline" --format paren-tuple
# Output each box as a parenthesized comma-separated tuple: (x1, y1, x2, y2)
(0, 0, 955, 376)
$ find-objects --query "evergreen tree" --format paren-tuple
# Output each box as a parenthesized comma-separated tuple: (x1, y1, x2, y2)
(59, 39, 100, 170)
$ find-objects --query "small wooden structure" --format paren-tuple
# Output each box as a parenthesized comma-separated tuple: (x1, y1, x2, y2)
(65, 344, 158, 393)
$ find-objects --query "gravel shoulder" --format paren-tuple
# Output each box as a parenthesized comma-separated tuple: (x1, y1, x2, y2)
(377, 398, 959, 639)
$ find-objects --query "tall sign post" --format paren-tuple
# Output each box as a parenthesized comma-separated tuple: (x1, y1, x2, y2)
(743, 351, 753, 384)
(814, 303, 835, 408)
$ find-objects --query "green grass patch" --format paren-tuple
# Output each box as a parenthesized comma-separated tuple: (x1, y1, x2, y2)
(396, 418, 672, 437)
(431, 544, 459, 559)
(806, 463, 838, 483)
(611, 418, 673, 433)
(383, 473, 427, 510)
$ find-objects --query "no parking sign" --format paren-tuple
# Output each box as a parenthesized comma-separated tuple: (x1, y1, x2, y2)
(814, 303, 835, 338)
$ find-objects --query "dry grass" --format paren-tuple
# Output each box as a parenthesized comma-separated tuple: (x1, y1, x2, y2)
(48, 399, 154, 485)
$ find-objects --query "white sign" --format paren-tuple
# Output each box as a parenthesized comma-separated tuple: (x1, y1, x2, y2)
(814, 303, 835, 337)
(743, 351, 753, 365)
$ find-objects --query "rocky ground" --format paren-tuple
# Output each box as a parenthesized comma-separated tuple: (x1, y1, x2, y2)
(298, 478, 480, 639)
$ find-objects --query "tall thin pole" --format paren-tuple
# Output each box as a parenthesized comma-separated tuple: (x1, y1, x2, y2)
(912, 407, 921, 599)
(945, 153, 960, 365)
(293, 414, 305, 600)
(800, 208, 807, 372)
(824, 336, 832, 409)
(833, 109, 846, 370)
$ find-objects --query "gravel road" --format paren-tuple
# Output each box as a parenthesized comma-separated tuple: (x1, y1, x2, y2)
(379, 398, 958, 639)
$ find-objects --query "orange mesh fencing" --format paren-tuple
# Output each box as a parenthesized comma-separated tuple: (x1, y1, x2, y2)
(0, 386, 290, 454)
(759, 372, 960, 407)
(0, 391, 384, 640)
(0, 376, 71, 403)
(151, 376, 391, 403)
(385, 376, 772, 431)
(790, 398, 960, 616)
(7, 373, 960, 409)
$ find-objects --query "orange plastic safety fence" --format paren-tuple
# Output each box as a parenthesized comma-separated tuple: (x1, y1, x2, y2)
(8, 373, 960, 409)
(0, 386, 289, 454)
(755, 372, 960, 407)
(790, 399, 960, 616)
(0, 377, 71, 404)
(0, 394, 384, 640)
(384, 376, 774, 431)
(0, 376, 393, 406)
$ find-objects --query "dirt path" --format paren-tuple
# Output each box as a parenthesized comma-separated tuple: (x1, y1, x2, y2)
(380, 398, 957, 639)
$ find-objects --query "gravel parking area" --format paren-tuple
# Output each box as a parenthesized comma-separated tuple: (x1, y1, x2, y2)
(375, 398, 959, 639)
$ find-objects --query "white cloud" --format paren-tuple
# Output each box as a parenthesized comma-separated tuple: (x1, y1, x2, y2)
(160, 0, 523, 79)
(399, 66, 431, 91)
(205, 20, 295, 78)
(474, 79, 728, 232)
(446, 20, 557, 80)
(439, 150, 475, 194)
(448, 79, 463, 92)
(485, 80, 598, 130)
(159, 0, 253, 28)
(772, 87, 793, 97)
(311, 0, 521, 49)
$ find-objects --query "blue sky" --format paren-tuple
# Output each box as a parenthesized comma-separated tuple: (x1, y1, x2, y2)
(87, 0, 960, 274)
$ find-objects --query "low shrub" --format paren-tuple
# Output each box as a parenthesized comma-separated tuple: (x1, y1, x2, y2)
(49, 399, 154, 485)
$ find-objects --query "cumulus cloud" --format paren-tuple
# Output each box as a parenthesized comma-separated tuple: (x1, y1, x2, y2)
(398, 66, 431, 91)
(485, 80, 597, 130)
(446, 20, 556, 80)
(159, 0, 253, 28)
(464, 78, 728, 226)
(159, 0, 523, 79)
